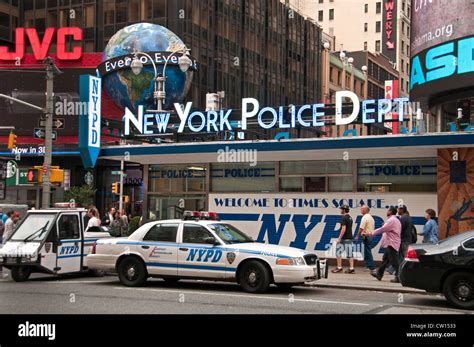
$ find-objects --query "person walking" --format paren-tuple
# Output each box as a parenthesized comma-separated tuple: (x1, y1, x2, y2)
(355, 205, 376, 272)
(102, 207, 115, 226)
(0, 210, 10, 279)
(397, 204, 414, 261)
(332, 205, 355, 274)
(3, 211, 15, 243)
(110, 211, 126, 237)
(419, 208, 439, 244)
(368, 206, 402, 283)
(86, 207, 101, 231)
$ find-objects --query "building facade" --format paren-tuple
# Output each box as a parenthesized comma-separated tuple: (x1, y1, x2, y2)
(293, 0, 411, 97)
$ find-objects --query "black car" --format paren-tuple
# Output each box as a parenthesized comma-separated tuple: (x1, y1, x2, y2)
(399, 231, 474, 310)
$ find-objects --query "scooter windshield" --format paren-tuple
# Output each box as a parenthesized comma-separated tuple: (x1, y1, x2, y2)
(10, 213, 56, 242)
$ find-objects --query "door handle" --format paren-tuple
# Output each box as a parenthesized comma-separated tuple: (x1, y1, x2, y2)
(141, 245, 150, 249)
(179, 247, 189, 251)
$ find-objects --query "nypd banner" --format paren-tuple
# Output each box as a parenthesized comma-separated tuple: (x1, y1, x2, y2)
(209, 193, 437, 261)
(79, 75, 102, 168)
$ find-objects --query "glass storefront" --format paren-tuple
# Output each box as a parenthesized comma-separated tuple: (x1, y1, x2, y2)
(211, 162, 275, 192)
(148, 164, 207, 193)
(357, 158, 437, 192)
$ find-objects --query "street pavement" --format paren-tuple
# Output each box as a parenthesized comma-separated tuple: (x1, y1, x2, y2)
(0, 270, 471, 314)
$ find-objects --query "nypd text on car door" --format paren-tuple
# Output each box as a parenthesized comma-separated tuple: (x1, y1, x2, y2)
(177, 223, 226, 278)
(56, 213, 82, 273)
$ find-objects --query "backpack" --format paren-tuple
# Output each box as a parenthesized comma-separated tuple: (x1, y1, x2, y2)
(411, 225, 418, 243)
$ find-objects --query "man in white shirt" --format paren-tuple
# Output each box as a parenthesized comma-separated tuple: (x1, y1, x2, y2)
(355, 205, 376, 272)
(1, 211, 15, 279)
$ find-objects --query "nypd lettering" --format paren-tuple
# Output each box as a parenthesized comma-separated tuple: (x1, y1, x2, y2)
(186, 248, 223, 263)
(59, 245, 79, 255)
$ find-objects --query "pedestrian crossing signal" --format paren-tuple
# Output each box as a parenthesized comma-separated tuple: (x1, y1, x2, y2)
(27, 169, 39, 183)
(112, 182, 119, 194)
(7, 131, 17, 149)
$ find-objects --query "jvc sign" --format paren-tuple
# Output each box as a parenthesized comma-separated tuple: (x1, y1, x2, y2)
(0, 27, 83, 61)
(79, 75, 101, 168)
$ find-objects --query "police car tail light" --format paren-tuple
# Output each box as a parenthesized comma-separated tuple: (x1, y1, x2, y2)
(405, 247, 419, 262)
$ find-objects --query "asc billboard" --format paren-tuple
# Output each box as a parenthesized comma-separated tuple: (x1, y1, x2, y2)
(410, 0, 474, 102)
(209, 193, 437, 261)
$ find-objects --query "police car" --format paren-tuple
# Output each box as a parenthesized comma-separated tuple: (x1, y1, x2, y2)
(87, 211, 328, 293)
(0, 206, 112, 282)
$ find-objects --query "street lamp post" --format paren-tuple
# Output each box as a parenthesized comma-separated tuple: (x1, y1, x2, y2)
(131, 47, 192, 112)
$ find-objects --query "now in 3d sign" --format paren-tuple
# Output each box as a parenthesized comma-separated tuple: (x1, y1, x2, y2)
(79, 75, 101, 168)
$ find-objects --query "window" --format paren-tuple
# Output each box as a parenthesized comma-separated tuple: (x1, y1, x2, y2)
(319, 0, 324, 3)
(144, 224, 178, 242)
(280, 177, 302, 192)
(304, 177, 325, 192)
(462, 238, 474, 250)
(376, 2, 381, 14)
(211, 162, 275, 192)
(318, 10, 323, 22)
(375, 21, 381, 33)
(58, 215, 80, 240)
(357, 159, 437, 192)
(364, 4, 368, 13)
(401, 78, 404, 91)
(364, 41, 368, 50)
(149, 164, 206, 193)
(182, 224, 215, 244)
(402, 22, 405, 35)
(401, 40, 405, 54)
(364, 23, 368, 32)
(401, 59, 404, 72)
(329, 9, 334, 20)
(208, 224, 254, 244)
(329, 66, 334, 82)
(375, 40, 381, 52)
(337, 70, 342, 85)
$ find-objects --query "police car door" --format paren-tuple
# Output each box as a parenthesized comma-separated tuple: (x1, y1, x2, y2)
(140, 223, 179, 277)
(178, 223, 226, 279)
(56, 213, 82, 274)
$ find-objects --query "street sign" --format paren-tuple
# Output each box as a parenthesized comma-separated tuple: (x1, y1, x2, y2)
(111, 171, 127, 177)
(42, 164, 48, 174)
(38, 118, 65, 129)
(34, 128, 57, 140)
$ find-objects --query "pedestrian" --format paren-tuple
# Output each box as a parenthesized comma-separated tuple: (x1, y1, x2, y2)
(355, 205, 376, 272)
(331, 204, 355, 274)
(368, 206, 402, 283)
(102, 207, 115, 226)
(3, 211, 15, 243)
(86, 207, 101, 231)
(419, 209, 439, 244)
(397, 204, 414, 261)
(12, 211, 21, 228)
(110, 211, 125, 237)
(0, 208, 7, 224)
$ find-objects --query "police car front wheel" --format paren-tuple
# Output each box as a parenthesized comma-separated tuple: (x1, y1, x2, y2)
(11, 266, 31, 282)
(118, 257, 148, 287)
(239, 260, 271, 293)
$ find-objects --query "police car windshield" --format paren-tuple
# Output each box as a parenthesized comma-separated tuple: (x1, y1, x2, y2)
(11, 213, 55, 242)
(208, 223, 254, 244)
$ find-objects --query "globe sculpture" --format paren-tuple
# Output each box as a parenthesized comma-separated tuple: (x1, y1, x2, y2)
(102, 23, 194, 112)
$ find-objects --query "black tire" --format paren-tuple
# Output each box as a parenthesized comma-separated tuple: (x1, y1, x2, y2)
(443, 272, 474, 310)
(239, 260, 271, 293)
(117, 257, 148, 287)
(11, 266, 31, 282)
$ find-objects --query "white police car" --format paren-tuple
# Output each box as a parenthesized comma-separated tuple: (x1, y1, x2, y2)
(87, 211, 328, 293)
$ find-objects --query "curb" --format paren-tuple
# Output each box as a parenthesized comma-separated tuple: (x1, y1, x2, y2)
(306, 282, 429, 295)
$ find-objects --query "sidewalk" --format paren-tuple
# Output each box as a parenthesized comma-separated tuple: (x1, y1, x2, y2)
(308, 267, 427, 295)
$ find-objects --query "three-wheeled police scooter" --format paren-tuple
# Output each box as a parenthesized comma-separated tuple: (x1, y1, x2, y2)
(0, 207, 113, 282)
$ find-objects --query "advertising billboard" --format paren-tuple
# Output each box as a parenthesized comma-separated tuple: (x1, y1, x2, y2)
(410, 0, 474, 102)
(382, 0, 398, 62)
(209, 192, 436, 261)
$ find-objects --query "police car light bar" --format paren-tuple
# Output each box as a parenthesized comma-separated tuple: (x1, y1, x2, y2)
(182, 211, 220, 221)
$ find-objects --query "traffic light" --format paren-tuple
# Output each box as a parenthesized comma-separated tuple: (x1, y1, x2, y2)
(27, 168, 39, 183)
(111, 182, 119, 194)
(122, 195, 129, 204)
(7, 131, 17, 149)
